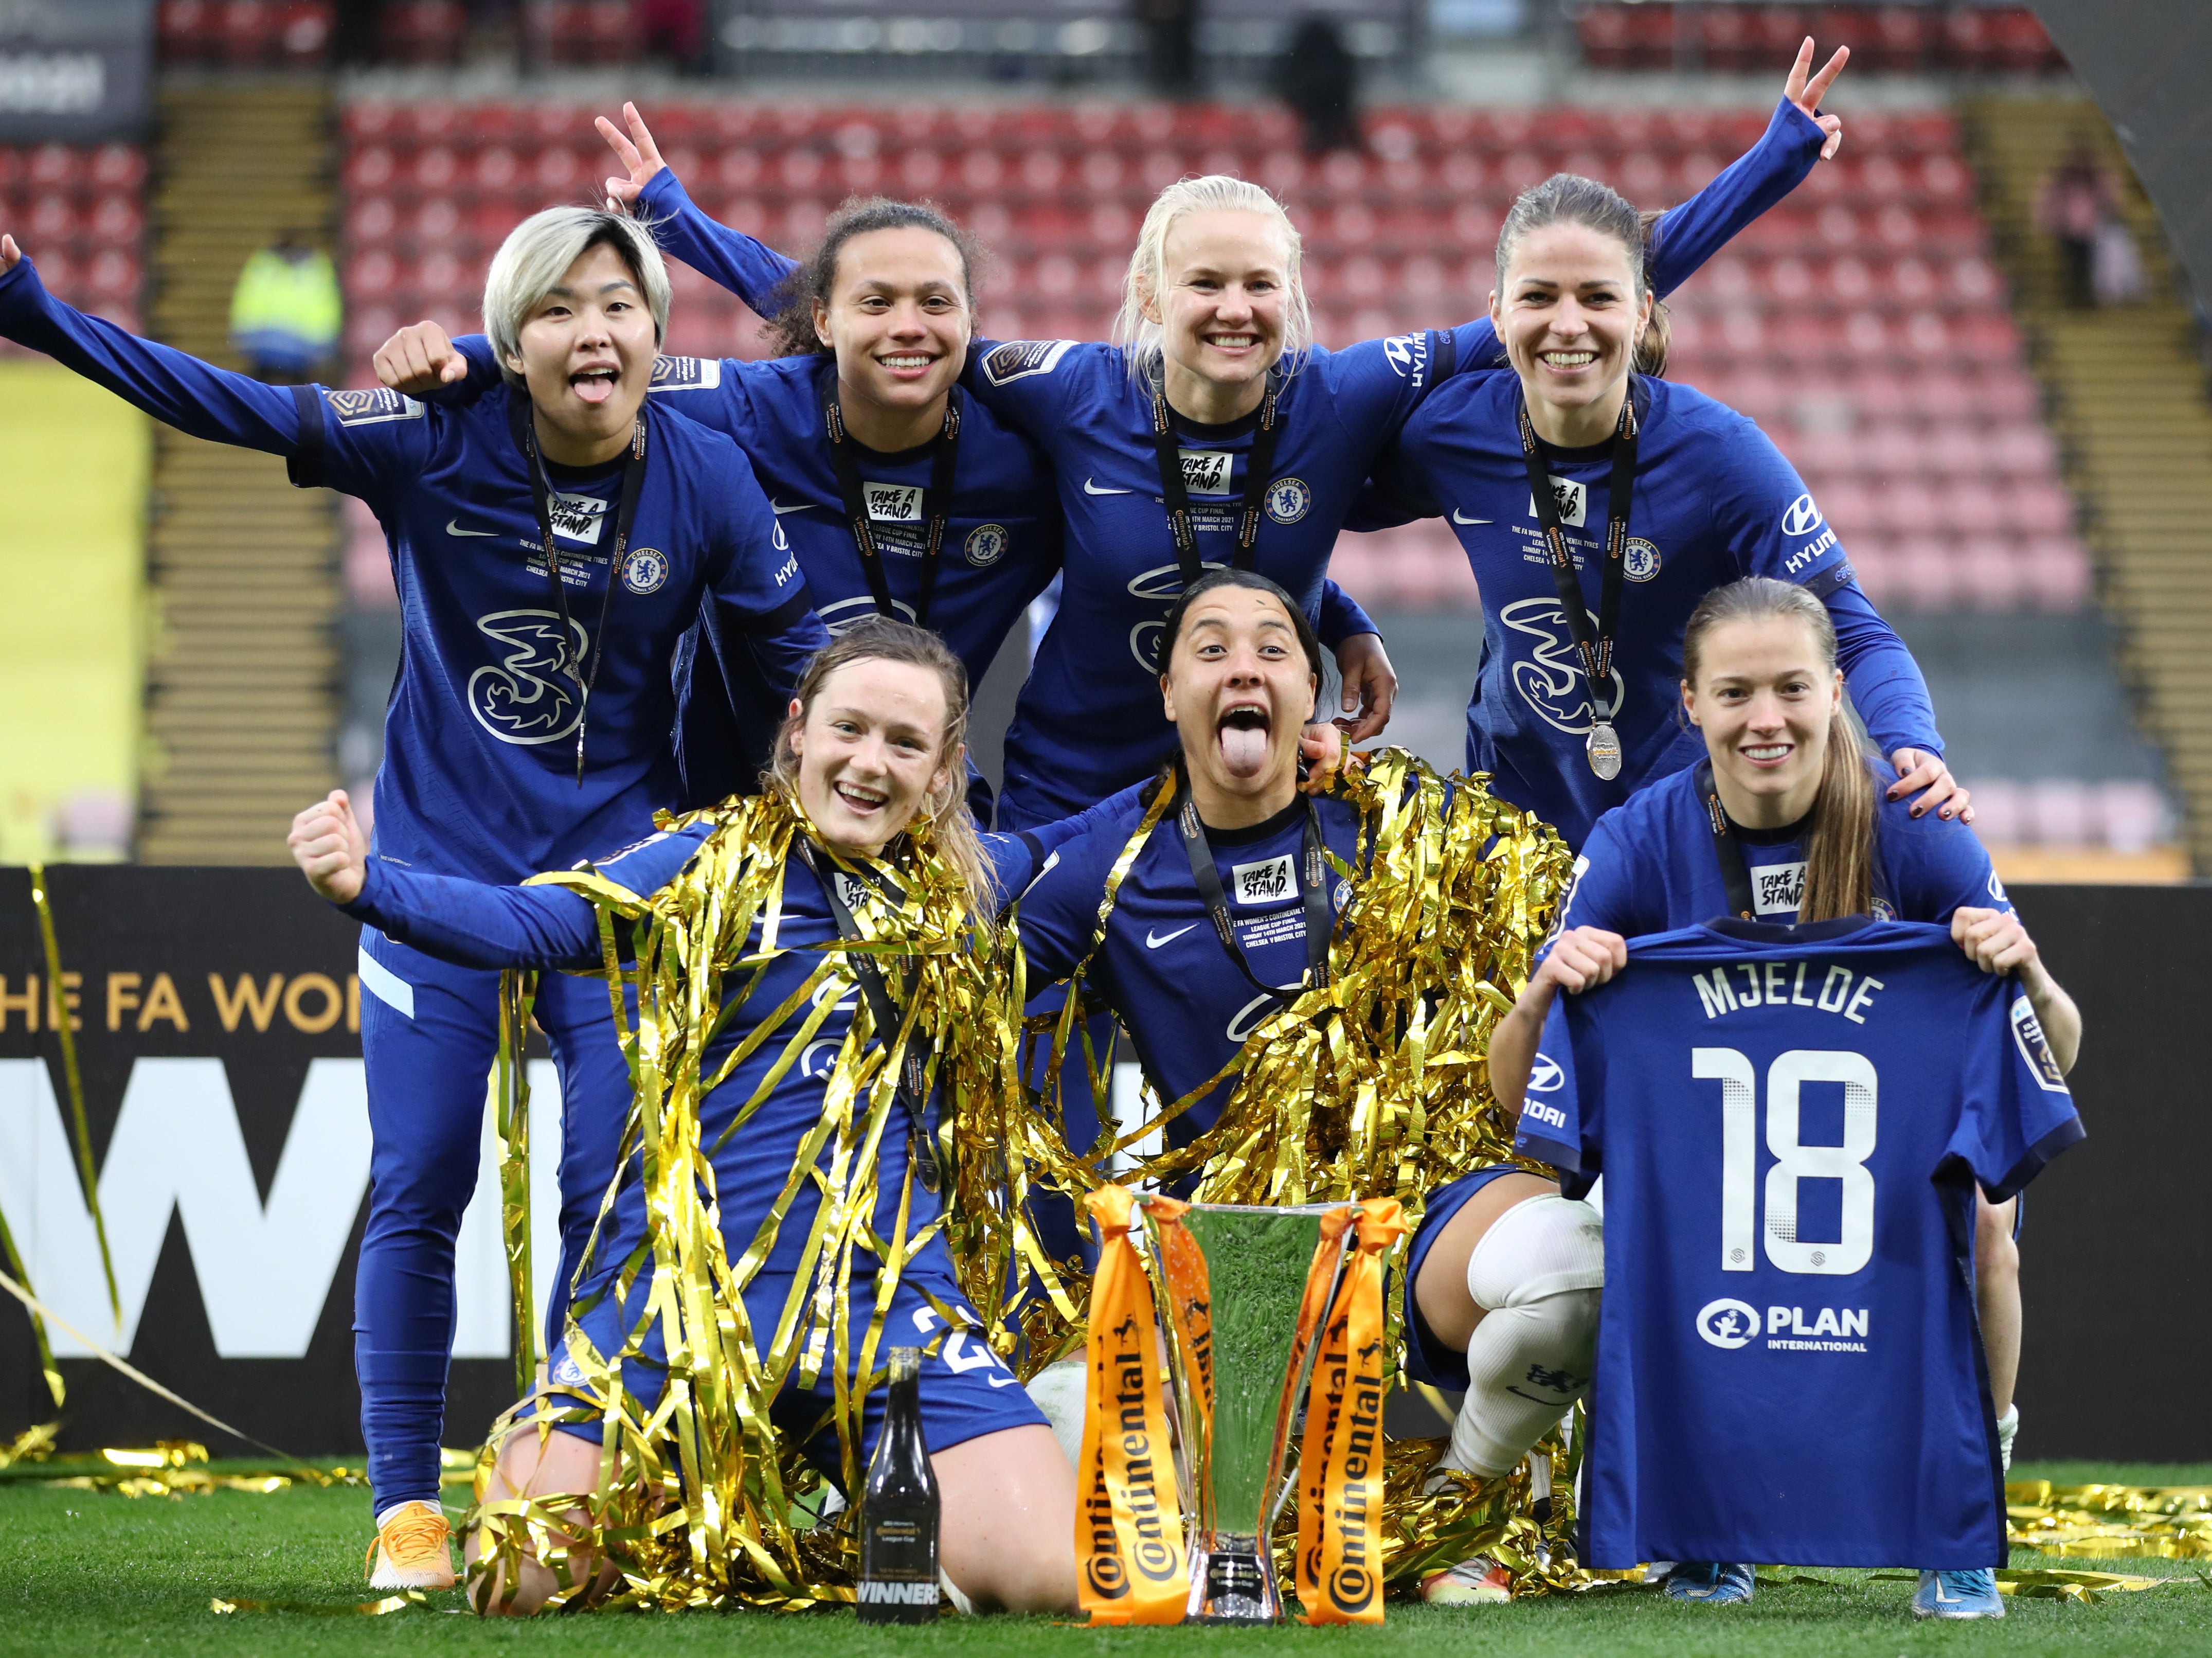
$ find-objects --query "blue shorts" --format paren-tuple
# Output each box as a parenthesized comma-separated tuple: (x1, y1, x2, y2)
(1399, 1165, 1536, 1394)
(530, 1268, 1045, 1479)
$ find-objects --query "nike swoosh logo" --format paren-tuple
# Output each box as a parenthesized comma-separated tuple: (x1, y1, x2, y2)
(1084, 478, 1132, 495)
(1451, 509, 1492, 525)
(446, 520, 500, 537)
(770, 499, 817, 515)
(1146, 924, 1198, 949)
(986, 1372, 1019, 1388)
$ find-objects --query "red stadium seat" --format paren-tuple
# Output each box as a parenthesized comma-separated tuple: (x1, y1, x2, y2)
(1861, 5, 1930, 74)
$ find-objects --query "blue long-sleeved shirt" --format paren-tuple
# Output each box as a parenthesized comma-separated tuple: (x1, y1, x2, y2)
(1372, 370, 1941, 850)
(637, 96, 1829, 824)
(0, 255, 829, 883)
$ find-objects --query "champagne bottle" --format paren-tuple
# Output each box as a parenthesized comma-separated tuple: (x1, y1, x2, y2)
(857, 1346, 940, 1623)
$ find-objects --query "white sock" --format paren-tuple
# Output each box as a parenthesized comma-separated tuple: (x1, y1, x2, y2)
(1446, 1195, 1604, 1477)
(938, 1569, 974, 1614)
(1024, 1356, 1087, 1471)
(374, 1500, 436, 1529)
(1996, 1404, 2020, 1475)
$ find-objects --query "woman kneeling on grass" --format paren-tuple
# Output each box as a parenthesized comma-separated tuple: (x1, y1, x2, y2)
(287, 619, 1121, 1615)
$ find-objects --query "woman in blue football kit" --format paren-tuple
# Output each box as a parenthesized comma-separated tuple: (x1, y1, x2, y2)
(603, 42, 1853, 829)
(288, 620, 1127, 1616)
(374, 189, 1066, 818)
(0, 210, 828, 1585)
(1364, 172, 1969, 851)
(1446, 577, 2080, 1616)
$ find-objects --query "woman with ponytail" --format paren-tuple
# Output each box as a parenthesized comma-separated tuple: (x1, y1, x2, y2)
(1362, 168, 1967, 854)
(1456, 575, 2079, 1617)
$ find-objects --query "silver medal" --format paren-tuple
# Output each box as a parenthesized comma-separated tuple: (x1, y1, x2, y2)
(1586, 721, 1623, 780)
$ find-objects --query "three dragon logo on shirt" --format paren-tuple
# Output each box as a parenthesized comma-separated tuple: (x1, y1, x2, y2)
(1501, 597, 1628, 736)
(466, 611, 589, 744)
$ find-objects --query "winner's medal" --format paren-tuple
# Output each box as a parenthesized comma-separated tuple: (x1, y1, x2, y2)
(1586, 720, 1623, 780)
(1517, 388, 1641, 787)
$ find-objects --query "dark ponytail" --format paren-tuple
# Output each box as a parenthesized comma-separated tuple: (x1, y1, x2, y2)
(1635, 207, 1671, 377)
(764, 197, 983, 358)
(1681, 578, 1876, 922)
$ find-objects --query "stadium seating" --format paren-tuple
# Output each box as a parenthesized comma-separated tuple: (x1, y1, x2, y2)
(157, 0, 336, 67)
(334, 95, 2090, 621)
(0, 140, 148, 348)
(1574, 5, 2065, 78)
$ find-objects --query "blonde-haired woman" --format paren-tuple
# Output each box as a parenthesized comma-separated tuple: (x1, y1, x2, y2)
(604, 41, 1850, 833)
(0, 206, 828, 1585)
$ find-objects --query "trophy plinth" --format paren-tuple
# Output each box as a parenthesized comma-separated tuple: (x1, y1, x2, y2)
(1191, 1534, 1273, 1623)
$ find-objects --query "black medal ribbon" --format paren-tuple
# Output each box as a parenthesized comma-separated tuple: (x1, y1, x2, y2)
(1516, 385, 1639, 774)
(799, 841, 943, 1195)
(1694, 760, 1760, 923)
(1174, 776, 1333, 1004)
(820, 372, 963, 630)
(1148, 371, 1285, 588)
(518, 407, 650, 784)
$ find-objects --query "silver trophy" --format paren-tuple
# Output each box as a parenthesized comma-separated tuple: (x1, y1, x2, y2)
(1147, 1200, 1355, 1624)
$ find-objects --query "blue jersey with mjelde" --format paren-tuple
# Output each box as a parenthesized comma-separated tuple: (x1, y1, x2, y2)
(1514, 918, 2084, 1569)
(1545, 761, 2012, 946)
(1016, 790, 1364, 1142)
(1378, 371, 1940, 850)
(435, 336, 1064, 811)
(0, 256, 825, 886)
(638, 97, 1831, 823)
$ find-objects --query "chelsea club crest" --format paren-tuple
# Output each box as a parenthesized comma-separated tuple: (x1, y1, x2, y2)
(964, 523, 1009, 567)
(1264, 477, 1311, 525)
(1623, 537, 1662, 582)
(621, 547, 670, 595)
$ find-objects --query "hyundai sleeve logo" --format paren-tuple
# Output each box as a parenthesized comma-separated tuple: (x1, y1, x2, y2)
(1696, 1297, 1761, 1349)
(1781, 493, 1824, 538)
(1527, 1053, 1566, 1092)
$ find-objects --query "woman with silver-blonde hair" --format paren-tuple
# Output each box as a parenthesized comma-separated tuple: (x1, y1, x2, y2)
(0, 204, 828, 1587)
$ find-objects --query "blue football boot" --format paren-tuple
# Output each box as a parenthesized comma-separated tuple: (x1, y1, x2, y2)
(1662, 1561, 1755, 1603)
(1913, 1568, 2005, 1619)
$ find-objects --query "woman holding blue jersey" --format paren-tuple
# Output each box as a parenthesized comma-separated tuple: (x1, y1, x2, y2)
(289, 619, 1107, 1616)
(598, 40, 1851, 830)
(0, 208, 828, 1588)
(1441, 577, 2079, 1616)
(1367, 170, 1967, 850)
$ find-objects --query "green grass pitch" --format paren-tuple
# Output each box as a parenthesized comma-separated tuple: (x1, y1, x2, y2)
(2, 1462, 2206, 1657)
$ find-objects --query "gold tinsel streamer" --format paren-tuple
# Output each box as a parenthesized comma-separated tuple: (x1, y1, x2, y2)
(980, 748, 1576, 1590)
(464, 790, 1023, 1613)
(983, 754, 1569, 1352)
(2006, 1482, 2212, 1559)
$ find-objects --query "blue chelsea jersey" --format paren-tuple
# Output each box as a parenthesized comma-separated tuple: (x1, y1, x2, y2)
(1015, 790, 1365, 1144)
(1381, 371, 1941, 850)
(0, 254, 826, 886)
(441, 340, 1063, 684)
(297, 384, 818, 883)
(436, 337, 1063, 810)
(1515, 918, 2083, 1570)
(1546, 761, 2012, 944)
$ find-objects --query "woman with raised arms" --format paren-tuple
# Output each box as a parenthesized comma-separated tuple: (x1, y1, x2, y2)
(1362, 170, 1966, 850)
(593, 39, 1856, 830)
(0, 209, 826, 1589)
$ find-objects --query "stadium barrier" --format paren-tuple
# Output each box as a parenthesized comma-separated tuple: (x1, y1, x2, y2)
(0, 866, 2201, 1460)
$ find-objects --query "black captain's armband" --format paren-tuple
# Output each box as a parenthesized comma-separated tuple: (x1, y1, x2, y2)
(1800, 561, 1858, 601)
(286, 381, 326, 488)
